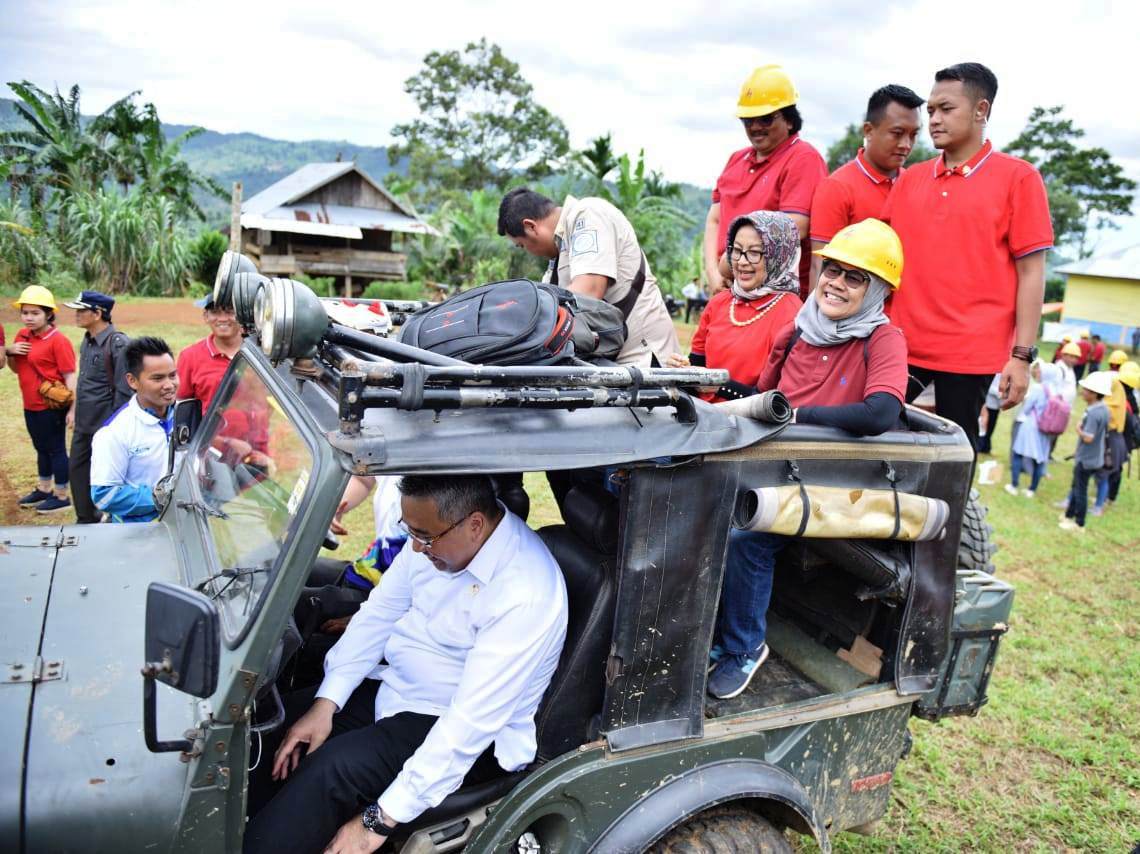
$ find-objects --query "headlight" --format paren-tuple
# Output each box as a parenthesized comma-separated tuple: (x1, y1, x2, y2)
(212, 251, 259, 310)
(231, 272, 268, 329)
(256, 278, 329, 361)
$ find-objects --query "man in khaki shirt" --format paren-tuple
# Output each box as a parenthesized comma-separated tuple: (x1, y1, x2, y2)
(497, 188, 679, 367)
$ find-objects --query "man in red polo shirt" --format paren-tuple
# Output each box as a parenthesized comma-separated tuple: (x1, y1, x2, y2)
(704, 64, 826, 299)
(809, 84, 924, 283)
(883, 62, 1052, 450)
(176, 297, 243, 413)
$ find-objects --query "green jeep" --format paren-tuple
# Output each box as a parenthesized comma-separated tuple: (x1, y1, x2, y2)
(1, 258, 1011, 853)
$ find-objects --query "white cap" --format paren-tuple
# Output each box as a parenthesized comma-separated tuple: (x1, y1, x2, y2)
(1078, 371, 1113, 397)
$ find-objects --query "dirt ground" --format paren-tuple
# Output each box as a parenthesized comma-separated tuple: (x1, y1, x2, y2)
(0, 299, 204, 328)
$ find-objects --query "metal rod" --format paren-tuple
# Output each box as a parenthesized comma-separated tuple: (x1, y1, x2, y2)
(344, 362, 729, 390)
(359, 385, 685, 411)
(319, 297, 431, 314)
(324, 323, 468, 367)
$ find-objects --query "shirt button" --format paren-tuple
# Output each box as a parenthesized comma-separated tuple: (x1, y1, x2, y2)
(822, 355, 829, 361)
(942, 191, 948, 197)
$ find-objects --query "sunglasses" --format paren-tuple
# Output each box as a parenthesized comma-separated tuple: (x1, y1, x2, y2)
(820, 261, 871, 289)
(741, 114, 779, 128)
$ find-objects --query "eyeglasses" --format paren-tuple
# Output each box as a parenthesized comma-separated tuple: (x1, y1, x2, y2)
(741, 114, 778, 128)
(729, 247, 765, 265)
(397, 512, 471, 549)
(820, 261, 871, 289)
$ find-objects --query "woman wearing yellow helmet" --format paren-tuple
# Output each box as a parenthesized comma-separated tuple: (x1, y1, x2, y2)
(5, 285, 78, 514)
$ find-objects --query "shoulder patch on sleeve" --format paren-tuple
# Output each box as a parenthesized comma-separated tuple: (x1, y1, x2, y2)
(570, 230, 599, 256)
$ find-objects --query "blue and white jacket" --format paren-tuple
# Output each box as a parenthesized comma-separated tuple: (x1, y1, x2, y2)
(90, 396, 173, 523)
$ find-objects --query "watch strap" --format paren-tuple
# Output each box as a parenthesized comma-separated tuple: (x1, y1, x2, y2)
(1011, 345, 1036, 363)
(362, 803, 402, 837)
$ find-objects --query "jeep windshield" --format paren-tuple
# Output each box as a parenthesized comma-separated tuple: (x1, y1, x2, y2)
(188, 359, 315, 640)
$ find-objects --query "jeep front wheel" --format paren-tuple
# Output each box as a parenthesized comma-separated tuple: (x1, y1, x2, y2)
(958, 488, 998, 575)
(647, 806, 792, 853)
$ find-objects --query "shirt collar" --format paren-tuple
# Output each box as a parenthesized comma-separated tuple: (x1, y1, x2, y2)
(87, 324, 114, 345)
(554, 195, 580, 244)
(129, 394, 170, 425)
(747, 133, 800, 166)
(26, 325, 57, 341)
(459, 501, 514, 585)
(854, 148, 891, 184)
(933, 139, 994, 179)
(205, 335, 232, 359)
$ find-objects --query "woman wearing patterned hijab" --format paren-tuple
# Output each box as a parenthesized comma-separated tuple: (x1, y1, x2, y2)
(667, 210, 802, 401)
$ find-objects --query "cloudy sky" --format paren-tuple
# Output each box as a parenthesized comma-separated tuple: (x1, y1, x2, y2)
(2, 0, 1138, 251)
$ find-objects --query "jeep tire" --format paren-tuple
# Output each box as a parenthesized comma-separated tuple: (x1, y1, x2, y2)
(958, 488, 997, 575)
(647, 806, 792, 853)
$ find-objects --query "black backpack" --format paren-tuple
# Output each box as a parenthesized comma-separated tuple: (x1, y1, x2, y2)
(400, 279, 576, 365)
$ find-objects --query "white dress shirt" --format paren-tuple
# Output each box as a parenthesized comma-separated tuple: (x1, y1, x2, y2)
(316, 505, 568, 823)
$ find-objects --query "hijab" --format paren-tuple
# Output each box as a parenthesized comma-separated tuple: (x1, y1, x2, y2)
(795, 273, 891, 347)
(725, 211, 801, 301)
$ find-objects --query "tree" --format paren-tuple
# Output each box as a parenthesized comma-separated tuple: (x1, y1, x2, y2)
(825, 123, 936, 172)
(574, 133, 618, 189)
(1005, 105, 1137, 257)
(388, 39, 569, 202)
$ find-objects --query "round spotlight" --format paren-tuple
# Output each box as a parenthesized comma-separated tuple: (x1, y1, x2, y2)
(256, 278, 329, 361)
(231, 272, 268, 329)
(212, 251, 259, 310)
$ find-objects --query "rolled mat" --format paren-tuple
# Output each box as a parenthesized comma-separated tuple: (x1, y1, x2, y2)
(734, 484, 949, 541)
(715, 390, 793, 424)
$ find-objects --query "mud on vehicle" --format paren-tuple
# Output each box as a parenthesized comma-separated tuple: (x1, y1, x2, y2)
(2, 257, 1012, 853)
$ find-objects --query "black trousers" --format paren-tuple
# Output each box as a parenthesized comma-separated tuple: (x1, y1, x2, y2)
(244, 680, 503, 854)
(905, 366, 993, 452)
(24, 409, 69, 486)
(1065, 462, 1095, 526)
(69, 431, 100, 523)
(976, 406, 1001, 455)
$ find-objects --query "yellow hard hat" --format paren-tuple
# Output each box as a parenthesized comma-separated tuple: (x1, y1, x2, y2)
(1119, 361, 1140, 388)
(1060, 334, 1073, 342)
(1060, 342, 1082, 357)
(12, 285, 57, 311)
(1108, 349, 1127, 366)
(737, 65, 799, 118)
(813, 218, 904, 289)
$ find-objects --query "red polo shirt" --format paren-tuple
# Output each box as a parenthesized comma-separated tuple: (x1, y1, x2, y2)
(712, 134, 827, 296)
(176, 336, 233, 411)
(758, 322, 908, 408)
(690, 290, 802, 399)
(882, 140, 1053, 374)
(809, 149, 899, 243)
(10, 325, 78, 411)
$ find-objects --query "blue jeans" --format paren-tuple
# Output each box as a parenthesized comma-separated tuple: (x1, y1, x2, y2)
(1010, 453, 1046, 491)
(1094, 471, 1109, 508)
(718, 529, 785, 655)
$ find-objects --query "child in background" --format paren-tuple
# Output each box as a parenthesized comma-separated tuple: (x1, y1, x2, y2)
(977, 373, 1002, 455)
(1059, 372, 1112, 532)
(1005, 362, 1061, 498)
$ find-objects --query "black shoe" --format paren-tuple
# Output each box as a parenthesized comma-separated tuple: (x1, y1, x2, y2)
(18, 489, 53, 507)
(35, 496, 72, 514)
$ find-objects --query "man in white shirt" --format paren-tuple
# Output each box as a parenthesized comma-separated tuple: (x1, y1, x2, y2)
(245, 474, 568, 854)
(89, 336, 178, 523)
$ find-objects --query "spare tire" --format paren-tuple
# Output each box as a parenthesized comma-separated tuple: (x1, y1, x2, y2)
(958, 488, 998, 575)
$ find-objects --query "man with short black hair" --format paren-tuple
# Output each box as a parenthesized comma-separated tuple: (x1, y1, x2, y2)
(245, 473, 568, 854)
(705, 65, 827, 296)
(64, 290, 132, 523)
(90, 337, 178, 523)
(883, 62, 1053, 450)
(498, 187, 679, 367)
(809, 85, 924, 283)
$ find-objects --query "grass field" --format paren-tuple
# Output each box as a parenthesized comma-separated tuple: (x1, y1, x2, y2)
(0, 306, 1136, 851)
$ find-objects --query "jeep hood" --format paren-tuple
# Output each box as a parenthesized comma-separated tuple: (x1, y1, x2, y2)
(0, 522, 196, 853)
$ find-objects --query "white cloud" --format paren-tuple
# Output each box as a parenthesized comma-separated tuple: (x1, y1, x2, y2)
(2, 0, 1138, 248)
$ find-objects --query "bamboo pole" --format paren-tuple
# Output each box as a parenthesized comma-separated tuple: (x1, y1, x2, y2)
(229, 181, 243, 252)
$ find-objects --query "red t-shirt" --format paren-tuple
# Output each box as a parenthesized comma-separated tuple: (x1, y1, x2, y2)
(1091, 341, 1106, 363)
(758, 322, 908, 408)
(690, 290, 802, 399)
(809, 149, 899, 243)
(1076, 339, 1091, 365)
(882, 140, 1053, 374)
(176, 336, 233, 411)
(10, 326, 78, 411)
(712, 134, 827, 297)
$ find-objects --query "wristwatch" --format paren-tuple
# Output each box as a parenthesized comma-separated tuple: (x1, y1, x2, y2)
(362, 803, 400, 837)
(1011, 345, 1038, 363)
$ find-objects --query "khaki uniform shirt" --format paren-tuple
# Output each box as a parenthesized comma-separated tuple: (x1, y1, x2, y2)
(543, 196, 679, 367)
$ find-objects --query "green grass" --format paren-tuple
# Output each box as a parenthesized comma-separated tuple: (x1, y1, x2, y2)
(2, 306, 1136, 850)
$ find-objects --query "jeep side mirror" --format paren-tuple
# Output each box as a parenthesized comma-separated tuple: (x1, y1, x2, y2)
(167, 397, 203, 475)
(141, 582, 220, 753)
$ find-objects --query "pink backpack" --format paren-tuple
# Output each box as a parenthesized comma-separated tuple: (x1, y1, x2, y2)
(1036, 389, 1071, 435)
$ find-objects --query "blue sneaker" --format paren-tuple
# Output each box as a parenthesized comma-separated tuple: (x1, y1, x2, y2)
(18, 489, 52, 507)
(707, 643, 770, 700)
(707, 643, 726, 673)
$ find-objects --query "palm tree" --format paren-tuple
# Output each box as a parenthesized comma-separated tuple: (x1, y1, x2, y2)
(89, 93, 146, 192)
(575, 133, 619, 187)
(133, 104, 226, 222)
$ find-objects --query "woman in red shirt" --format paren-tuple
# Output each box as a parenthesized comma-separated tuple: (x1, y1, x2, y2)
(709, 219, 909, 700)
(5, 286, 78, 514)
(668, 210, 801, 401)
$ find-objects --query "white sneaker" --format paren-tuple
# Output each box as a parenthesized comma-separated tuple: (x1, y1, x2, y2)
(1023, 489, 1035, 498)
(1003, 484, 1018, 496)
(1058, 518, 1084, 533)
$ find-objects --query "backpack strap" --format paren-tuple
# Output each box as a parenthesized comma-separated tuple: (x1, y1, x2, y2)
(773, 326, 804, 385)
(612, 253, 647, 320)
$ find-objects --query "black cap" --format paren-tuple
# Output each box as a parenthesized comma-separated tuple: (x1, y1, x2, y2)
(64, 290, 115, 312)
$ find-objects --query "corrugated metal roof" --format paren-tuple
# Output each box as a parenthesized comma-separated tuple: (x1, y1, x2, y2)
(241, 162, 419, 221)
(240, 213, 362, 239)
(272, 203, 440, 236)
(1056, 243, 1140, 281)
